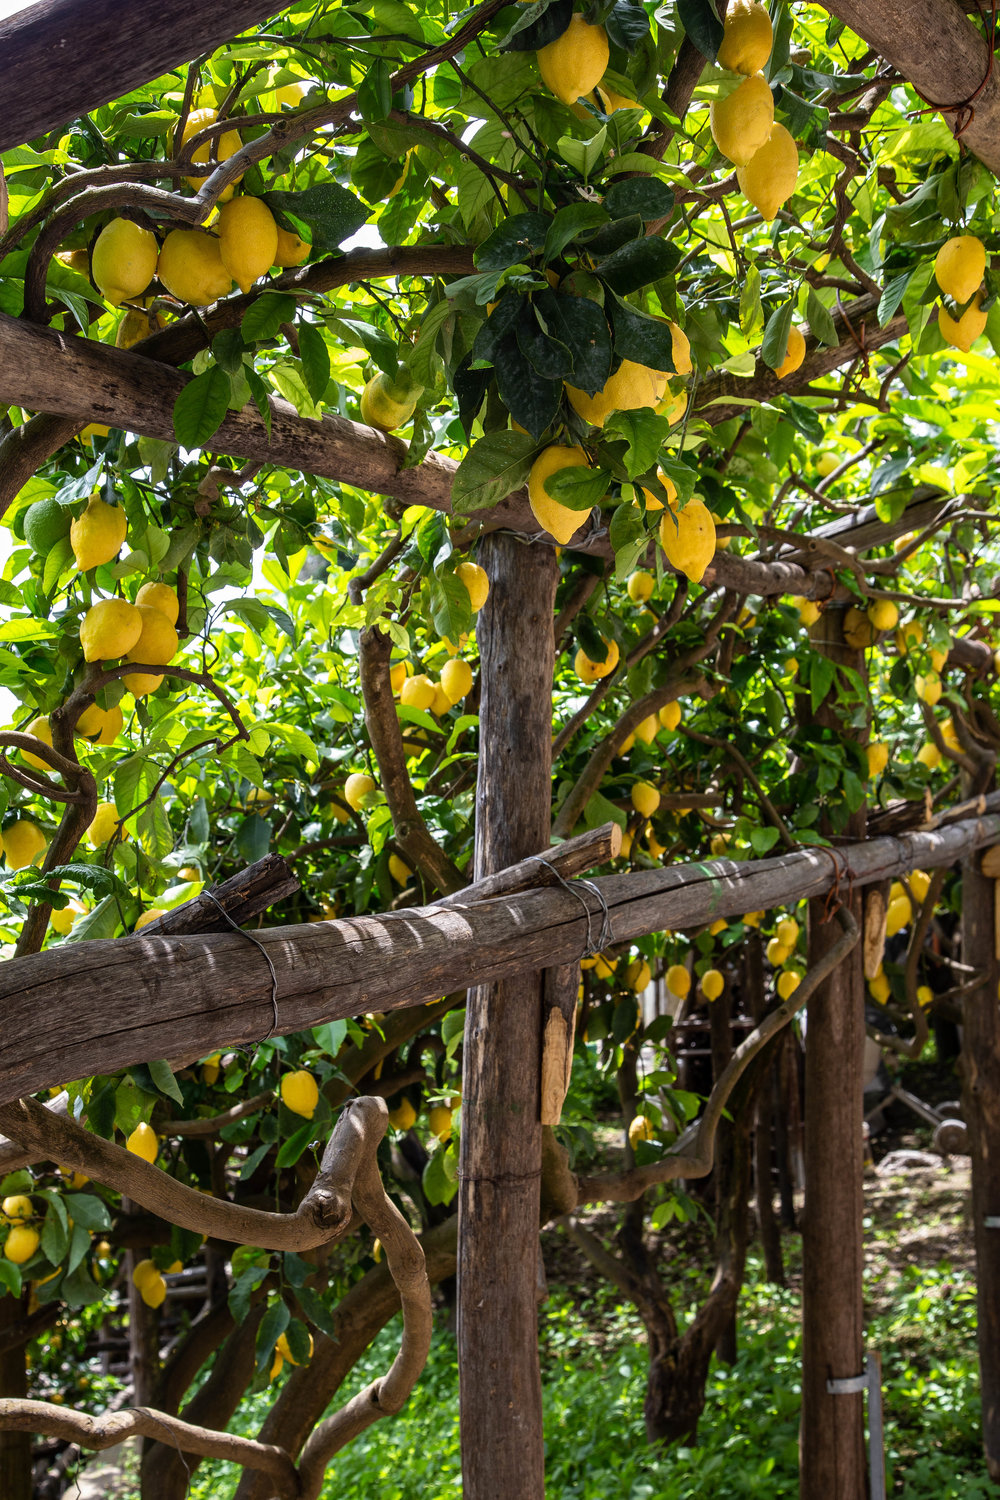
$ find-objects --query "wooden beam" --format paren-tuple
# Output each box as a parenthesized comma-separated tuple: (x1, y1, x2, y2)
(0, 0, 287, 155)
(3, 803, 1000, 1105)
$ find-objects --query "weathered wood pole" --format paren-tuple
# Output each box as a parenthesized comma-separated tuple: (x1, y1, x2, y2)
(961, 840, 1000, 1481)
(0, 1293, 31, 1500)
(799, 605, 868, 1499)
(458, 536, 558, 1498)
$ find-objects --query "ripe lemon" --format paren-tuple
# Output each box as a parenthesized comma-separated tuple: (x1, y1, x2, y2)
(659, 701, 682, 732)
(935, 234, 986, 305)
(116, 300, 168, 349)
(665, 964, 691, 999)
(917, 741, 941, 769)
(537, 16, 609, 104)
(400, 673, 436, 711)
(4, 821, 47, 869)
(179, 108, 243, 195)
(597, 84, 640, 113)
(737, 122, 798, 221)
(216, 196, 279, 294)
(389, 660, 410, 694)
(23, 716, 53, 772)
(126, 1122, 158, 1162)
(134, 908, 164, 930)
(388, 853, 412, 884)
(843, 606, 876, 650)
(2, 1195, 33, 1222)
(631, 781, 660, 818)
(776, 917, 799, 948)
(567, 359, 669, 427)
(743, 910, 763, 928)
(123, 671, 164, 698)
(91, 218, 158, 307)
(867, 741, 889, 777)
(939, 291, 986, 352)
(917, 985, 934, 1008)
(702, 968, 725, 1001)
(627, 571, 654, 603)
(628, 1115, 654, 1147)
(360, 373, 420, 432)
(441, 658, 473, 703)
(777, 971, 801, 1000)
(528, 445, 591, 542)
(624, 957, 651, 992)
(87, 801, 125, 847)
(916, 671, 942, 706)
(659, 498, 717, 583)
(126, 604, 178, 667)
(428, 1104, 453, 1141)
(717, 0, 772, 73)
(4, 1225, 39, 1264)
(132, 1258, 159, 1289)
(792, 595, 820, 627)
(710, 72, 774, 166)
(71, 495, 128, 572)
(815, 451, 838, 478)
(344, 772, 377, 811)
(49, 899, 84, 935)
(635, 713, 658, 745)
(140, 1273, 168, 1308)
(157, 229, 233, 307)
(774, 324, 806, 380)
(640, 468, 677, 513)
(135, 581, 180, 626)
(273, 226, 311, 267)
(867, 598, 898, 633)
(885, 893, 912, 937)
(910, 869, 932, 903)
(895, 619, 923, 654)
(76, 701, 120, 742)
(456, 560, 489, 611)
(388, 1097, 417, 1131)
(281, 1069, 320, 1119)
(766, 939, 790, 966)
(574, 637, 619, 682)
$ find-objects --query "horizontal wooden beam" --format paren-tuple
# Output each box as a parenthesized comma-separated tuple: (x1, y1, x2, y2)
(2, 801, 997, 1104)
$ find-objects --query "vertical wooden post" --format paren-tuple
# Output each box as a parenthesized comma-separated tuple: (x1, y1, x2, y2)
(458, 536, 557, 1500)
(800, 605, 868, 1500)
(961, 846, 1000, 1481)
(0, 1292, 31, 1500)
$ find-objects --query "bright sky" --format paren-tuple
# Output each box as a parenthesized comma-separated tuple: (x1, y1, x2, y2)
(0, 2, 38, 16)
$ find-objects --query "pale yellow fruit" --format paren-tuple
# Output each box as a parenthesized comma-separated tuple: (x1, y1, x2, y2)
(702, 968, 725, 1001)
(126, 1122, 158, 1163)
(2, 1195, 33, 1222)
(867, 598, 899, 633)
(76, 701, 111, 740)
(115, 301, 167, 349)
(80, 423, 111, 443)
(628, 1115, 654, 1147)
(575, 638, 619, 682)
(4, 1225, 39, 1264)
(631, 781, 660, 818)
(624, 957, 651, 992)
(597, 84, 640, 113)
(658, 701, 682, 732)
(939, 290, 986, 353)
(896, 619, 923, 654)
(843, 606, 876, 651)
(456, 560, 490, 611)
(125, 604, 178, 668)
(179, 108, 243, 195)
(87, 801, 125, 847)
(567, 359, 669, 428)
(360, 373, 420, 432)
(537, 16, 610, 104)
(49, 900, 84, 936)
(640, 469, 677, 515)
(389, 661, 410, 694)
(710, 833, 731, 856)
(427, 1104, 453, 1142)
(528, 445, 591, 543)
(665, 964, 691, 999)
(910, 869, 931, 903)
(917, 741, 941, 770)
(930, 642, 950, 672)
(430, 684, 451, 716)
(281, 1069, 319, 1119)
(275, 78, 310, 108)
(717, 0, 772, 73)
(22, 716, 53, 772)
(132, 1258, 159, 1289)
(774, 323, 806, 379)
(916, 671, 942, 706)
(273, 226, 311, 267)
(135, 581, 180, 626)
(766, 939, 790, 966)
(91, 218, 158, 308)
(3, 821, 45, 869)
(777, 970, 801, 1000)
(344, 772, 377, 811)
(737, 122, 798, 221)
(123, 671, 164, 698)
(400, 673, 436, 711)
(388, 1097, 417, 1131)
(635, 713, 659, 745)
(935, 234, 986, 305)
(216, 196, 279, 295)
(647, 834, 666, 860)
(71, 495, 128, 572)
(441, 658, 473, 704)
(659, 498, 717, 583)
(792, 595, 821, 627)
(134, 908, 165, 930)
(80, 598, 142, 663)
(885, 893, 912, 937)
(388, 853, 412, 885)
(157, 229, 233, 307)
(776, 917, 799, 948)
(710, 72, 774, 166)
(939, 717, 960, 751)
(867, 741, 889, 777)
(140, 1273, 168, 1309)
(917, 985, 934, 1008)
(627, 571, 654, 603)
(815, 451, 838, 478)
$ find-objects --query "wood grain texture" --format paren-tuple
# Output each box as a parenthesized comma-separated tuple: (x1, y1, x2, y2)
(3, 805, 1000, 1105)
(457, 537, 558, 1499)
(138, 853, 298, 936)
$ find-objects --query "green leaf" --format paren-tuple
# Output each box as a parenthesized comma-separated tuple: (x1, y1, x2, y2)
(602, 408, 671, 477)
(147, 1058, 184, 1105)
(262, 184, 370, 254)
(556, 128, 607, 180)
(604, 177, 674, 223)
(275, 1119, 315, 1168)
(749, 825, 781, 855)
(761, 301, 795, 371)
(583, 790, 627, 831)
(255, 1297, 291, 1372)
(173, 365, 232, 447)
(607, 294, 677, 371)
(451, 431, 537, 515)
(0, 1260, 22, 1297)
(41, 1195, 69, 1264)
(740, 263, 764, 342)
(236, 812, 271, 863)
(297, 323, 331, 405)
(313, 1018, 348, 1055)
(502, 0, 573, 52)
(61, 1262, 104, 1308)
(543, 202, 609, 263)
(295, 1282, 337, 1338)
(0, 617, 58, 641)
(545, 464, 610, 511)
(242, 292, 298, 343)
(805, 288, 839, 347)
(429, 572, 474, 642)
(494, 336, 563, 438)
(357, 57, 393, 123)
(533, 290, 612, 396)
(476, 213, 550, 274)
(64, 1193, 111, 1231)
(676, 0, 723, 59)
(878, 271, 911, 328)
(609, 502, 648, 578)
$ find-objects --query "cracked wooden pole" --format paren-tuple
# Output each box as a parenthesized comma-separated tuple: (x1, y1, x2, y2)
(0, 1293, 30, 1500)
(962, 817, 1000, 1481)
(799, 604, 868, 1500)
(458, 536, 558, 1499)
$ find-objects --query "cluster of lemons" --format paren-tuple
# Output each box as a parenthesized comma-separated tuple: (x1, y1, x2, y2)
(2, 1193, 40, 1265)
(934, 233, 988, 353)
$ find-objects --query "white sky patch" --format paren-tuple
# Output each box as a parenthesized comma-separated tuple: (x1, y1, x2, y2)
(0, 1, 38, 18)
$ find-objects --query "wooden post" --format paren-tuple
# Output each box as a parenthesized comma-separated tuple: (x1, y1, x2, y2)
(961, 843, 1000, 1481)
(458, 536, 558, 1499)
(799, 604, 868, 1500)
(0, 1293, 31, 1500)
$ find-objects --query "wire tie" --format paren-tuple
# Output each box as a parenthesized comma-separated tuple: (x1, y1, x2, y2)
(200, 889, 280, 1043)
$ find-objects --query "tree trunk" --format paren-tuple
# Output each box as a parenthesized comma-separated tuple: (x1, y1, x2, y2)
(0, 1292, 31, 1500)
(747, 934, 784, 1284)
(961, 843, 1000, 1481)
(458, 536, 557, 1500)
(799, 604, 868, 1500)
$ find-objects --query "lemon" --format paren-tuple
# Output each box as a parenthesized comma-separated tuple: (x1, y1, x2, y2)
(2, 1195, 33, 1222)
(777, 971, 801, 1000)
(885, 893, 912, 937)
(276, 1329, 314, 1365)
(917, 985, 934, 1008)
(939, 718, 960, 750)
(91, 218, 158, 307)
(400, 673, 436, 711)
(776, 917, 799, 947)
(631, 781, 660, 818)
(658, 383, 688, 424)
(867, 598, 898, 633)
(665, 964, 691, 999)
(441, 658, 473, 703)
(428, 1104, 453, 1141)
(930, 639, 950, 671)
(766, 939, 790, 966)
(49, 900, 84, 936)
(743, 910, 763, 928)
(71, 494, 128, 572)
(126, 1122, 158, 1163)
(87, 801, 124, 847)
(717, 0, 772, 73)
(431, 684, 451, 716)
(868, 971, 890, 1005)
(135, 581, 180, 626)
(597, 84, 640, 113)
(81, 423, 111, 444)
(792, 595, 821, 626)
(916, 671, 942, 706)
(134, 908, 165, 930)
(738, 119, 798, 223)
(388, 853, 412, 884)
(388, 1097, 417, 1131)
(867, 741, 889, 777)
(389, 661, 410, 695)
(628, 1115, 654, 1147)
(917, 741, 941, 769)
(123, 671, 164, 698)
(640, 468, 677, 512)
(344, 772, 377, 811)
(126, 604, 178, 667)
(273, 226, 311, 267)
(939, 291, 986, 352)
(895, 619, 923, 654)
(4, 1225, 39, 1264)
(270, 1351, 285, 1380)
(76, 702, 110, 739)
(281, 1069, 319, 1119)
(360, 372, 421, 432)
(935, 234, 986, 305)
(627, 571, 654, 603)
(23, 498, 71, 555)
(710, 72, 774, 166)
(132, 1258, 159, 1289)
(659, 498, 717, 583)
(773, 323, 806, 380)
(574, 637, 619, 682)
(528, 445, 591, 542)
(157, 229, 233, 306)
(701, 968, 725, 1001)
(567, 358, 669, 427)
(537, 16, 610, 104)
(23, 716, 53, 772)
(635, 713, 658, 745)
(4, 821, 46, 869)
(456, 560, 489, 611)
(815, 451, 838, 478)
(910, 869, 932, 903)
(179, 108, 243, 195)
(275, 79, 310, 108)
(140, 1274, 168, 1309)
(658, 701, 682, 732)
(116, 301, 167, 349)
(216, 196, 279, 295)
(843, 606, 875, 650)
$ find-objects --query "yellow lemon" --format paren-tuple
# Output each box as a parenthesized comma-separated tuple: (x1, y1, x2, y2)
(76, 701, 111, 740)
(628, 1115, 655, 1147)
(126, 604, 178, 667)
(624, 957, 651, 992)
(135, 581, 180, 626)
(4, 1225, 39, 1264)
(701, 968, 725, 1001)
(179, 108, 243, 195)
(717, 0, 772, 73)
(22, 716, 53, 772)
(157, 229, 233, 307)
(389, 660, 410, 695)
(916, 671, 942, 706)
(123, 671, 164, 698)
(635, 713, 659, 745)
(132, 1258, 159, 1289)
(441, 658, 473, 703)
(273, 226, 311, 267)
(388, 853, 412, 885)
(281, 1069, 319, 1119)
(87, 801, 125, 847)
(631, 781, 660, 818)
(71, 495, 128, 572)
(2, 1195, 33, 1222)
(640, 468, 677, 513)
(216, 196, 279, 295)
(777, 970, 801, 1000)
(939, 290, 986, 352)
(456, 560, 489, 611)
(431, 684, 451, 716)
(528, 445, 591, 543)
(91, 218, 158, 307)
(710, 72, 774, 166)
(627, 571, 654, 603)
(80, 598, 142, 662)
(776, 917, 799, 948)
(885, 893, 912, 937)
(917, 985, 934, 1008)
(659, 498, 717, 583)
(360, 373, 421, 432)
(400, 673, 436, 711)
(115, 300, 167, 348)
(3, 821, 46, 869)
(134, 908, 165, 930)
(537, 16, 610, 104)
(867, 741, 889, 777)
(567, 358, 669, 428)
(344, 772, 377, 811)
(774, 323, 806, 379)
(659, 701, 682, 732)
(666, 964, 691, 999)
(736, 122, 798, 221)
(917, 741, 941, 769)
(574, 637, 619, 682)
(126, 1122, 158, 1163)
(867, 598, 898, 633)
(910, 869, 931, 903)
(896, 619, 923, 654)
(843, 606, 876, 651)
(766, 939, 790, 966)
(140, 1274, 167, 1309)
(49, 900, 84, 935)
(428, 1104, 453, 1141)
(935, 234, 986, 305)
(388, 1097, 417, 1131)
